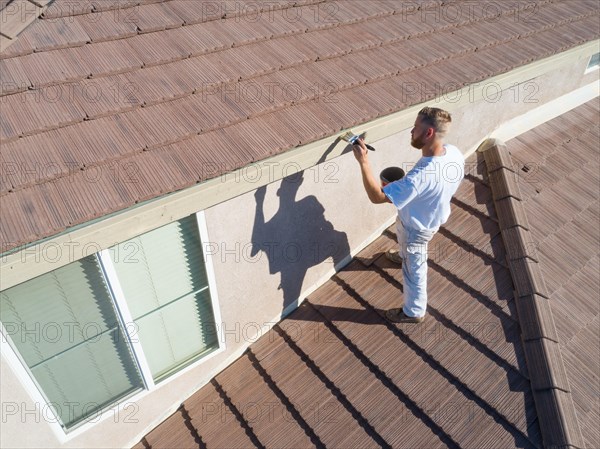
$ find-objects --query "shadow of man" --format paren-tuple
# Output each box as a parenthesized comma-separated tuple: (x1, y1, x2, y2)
(251, 171, 350, 311)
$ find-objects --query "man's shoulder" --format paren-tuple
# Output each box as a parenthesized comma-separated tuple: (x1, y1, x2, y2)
(444, 144, 465, 162)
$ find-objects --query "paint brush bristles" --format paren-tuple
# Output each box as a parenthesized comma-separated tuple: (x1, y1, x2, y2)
(339, 130, 375, 151)
(340, 130, 357, 143)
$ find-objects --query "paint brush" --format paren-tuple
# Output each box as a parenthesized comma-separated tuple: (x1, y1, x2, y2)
(340, 130, 376, 151)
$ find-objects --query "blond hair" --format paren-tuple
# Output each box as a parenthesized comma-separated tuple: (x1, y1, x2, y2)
(418, 107, 452, 138)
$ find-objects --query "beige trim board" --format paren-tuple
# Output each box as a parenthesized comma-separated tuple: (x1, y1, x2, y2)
(1, 40, 599, 290)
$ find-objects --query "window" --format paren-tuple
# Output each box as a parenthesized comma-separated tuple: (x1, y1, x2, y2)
(0, 214, 220, 431)
(585, 52, 600, 73)
(109, 215, 217, 382)
(0, 256, 144, 428)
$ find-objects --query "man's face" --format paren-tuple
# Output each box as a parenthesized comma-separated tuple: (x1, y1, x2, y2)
(410, 116, 430, 149)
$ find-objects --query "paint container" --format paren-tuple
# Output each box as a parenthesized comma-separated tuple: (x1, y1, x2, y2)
(380, 167, 406, 187)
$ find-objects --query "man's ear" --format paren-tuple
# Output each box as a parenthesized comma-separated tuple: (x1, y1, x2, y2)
(426, 127, 435, 139)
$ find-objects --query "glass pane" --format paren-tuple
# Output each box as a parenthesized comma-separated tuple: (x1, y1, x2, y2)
(110, 216, 208, 319)
(136, 290, 217, 381)
(0, 256, 144, 429)
(110, 215, 219, 382)
(31, 327, 141, 426)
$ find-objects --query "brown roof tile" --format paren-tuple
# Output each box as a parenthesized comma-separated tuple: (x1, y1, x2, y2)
(144, 409, 197, 449)
(17, 47, 90, 86)
(16, 14, 89, 50)
(488, 168, 522, 201)
(41, 0, 94, 19)
(311, 273, 531, 448)
(121, 101, 199, 150)
(126, 29, 189, 65)
(70, 39, 143, 77)
(70, 74, 144, 119)
(0, 84, 86, 138)
(244, 333, 381, 449)
(160, 0, 214, 25)
(1, 179, 71, 244)
(0, 129, 65, 191)
(131, 2, 184, 34)
(73, 8, 138, 43)
(91, 0, 139, 14)
(509, 257, 549, 299)
(126, 63, 196, 105)
(0, 33, 12, 52)
(0, 55, 31, 92)
(183, 381, 257, 449)
(482, 142, 516, 173)
(562, 315, 600, 448)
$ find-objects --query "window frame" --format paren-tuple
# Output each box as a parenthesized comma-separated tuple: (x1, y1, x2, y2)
(584, 52, 600, 74)
(0, 210, 225, 441)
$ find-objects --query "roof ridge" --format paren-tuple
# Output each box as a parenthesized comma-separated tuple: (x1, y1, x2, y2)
(478, 138, 586, 449)
(0, 0, 52, 52)
(2, 0, 568, 80)
(0, 0, 385, 59)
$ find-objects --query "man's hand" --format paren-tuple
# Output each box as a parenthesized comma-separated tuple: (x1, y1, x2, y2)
(352, 138, 369, 165)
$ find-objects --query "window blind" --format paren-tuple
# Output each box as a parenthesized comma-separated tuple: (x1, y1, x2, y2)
(110, 216, 218, 382)
(0, 256, 143, 428)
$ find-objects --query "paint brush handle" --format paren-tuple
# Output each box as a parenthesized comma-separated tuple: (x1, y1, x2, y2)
(350, 136, 376, 151)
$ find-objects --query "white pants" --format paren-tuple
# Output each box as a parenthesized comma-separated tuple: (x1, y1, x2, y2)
(395, 218, 436, 318)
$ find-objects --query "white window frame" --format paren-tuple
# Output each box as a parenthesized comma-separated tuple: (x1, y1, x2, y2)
(584, 52, 599, 74)
(98, 249, 156, 390)
(0, 210, 225, 442)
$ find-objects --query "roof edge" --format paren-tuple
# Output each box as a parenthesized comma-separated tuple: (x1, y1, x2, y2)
(481, 139, 586, 449)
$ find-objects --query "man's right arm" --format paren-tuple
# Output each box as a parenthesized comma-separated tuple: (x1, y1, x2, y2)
(353, 139, 390, 204)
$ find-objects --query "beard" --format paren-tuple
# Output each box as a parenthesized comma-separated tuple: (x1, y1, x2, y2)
(411, 134, 425, 149)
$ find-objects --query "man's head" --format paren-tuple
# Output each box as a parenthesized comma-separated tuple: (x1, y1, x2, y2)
(411, 107, 452, 149)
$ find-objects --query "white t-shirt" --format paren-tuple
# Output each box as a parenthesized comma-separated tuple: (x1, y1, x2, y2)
(383, 144, 465, 231)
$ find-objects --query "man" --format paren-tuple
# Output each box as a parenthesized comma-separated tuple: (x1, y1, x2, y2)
(353, 107, 464, 323)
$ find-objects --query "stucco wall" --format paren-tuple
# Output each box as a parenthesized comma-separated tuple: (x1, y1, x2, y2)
(1, 52, 597, 449)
